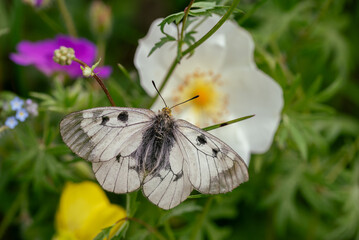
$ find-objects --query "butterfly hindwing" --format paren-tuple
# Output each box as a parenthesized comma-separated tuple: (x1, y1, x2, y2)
(60, 107, 155, 162)
(174, 119, 249, 194)
(142, 141, 193, 209)
(92, 155, 142, 194)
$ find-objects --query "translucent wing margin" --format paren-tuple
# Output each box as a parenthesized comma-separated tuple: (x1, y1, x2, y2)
(174, 119, 249, 194)
(60, 107, 155, 162)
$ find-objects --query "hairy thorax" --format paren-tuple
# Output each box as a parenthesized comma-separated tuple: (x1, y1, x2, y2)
(133, 108, 176, 175)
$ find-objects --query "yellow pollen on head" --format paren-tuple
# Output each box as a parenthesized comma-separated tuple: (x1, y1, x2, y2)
(173, 70, 228, 126)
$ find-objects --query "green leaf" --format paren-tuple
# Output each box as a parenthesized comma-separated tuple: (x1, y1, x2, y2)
(159, 12, 184, 33)
(286, 119, 308, 160)
(159, 201, 202, 225)
(315, 77, 344, 102)
(191, 1, 216, 9)
(93, 225, 113, 240)
(148, 34, 176, 57)
(202, 115, 255, 131)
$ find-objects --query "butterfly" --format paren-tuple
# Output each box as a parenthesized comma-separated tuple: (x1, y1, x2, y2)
(60, 84, 249, 210)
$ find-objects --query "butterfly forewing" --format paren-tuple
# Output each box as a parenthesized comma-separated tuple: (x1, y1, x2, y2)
(60, 107, 155, 162)
(174, 119, 249, 194)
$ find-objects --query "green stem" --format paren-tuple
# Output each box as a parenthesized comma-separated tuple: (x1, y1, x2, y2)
(149, 0, 241, 107)
(190, 196, 214, 240)
(0, 184, 27, 239)
(97, 38, 106, 63)
(126, 217, 167, 240)
(178, 0, 195, 58)
(56, 0, 77, 37)
(37, 10, 64, 33)
(164, 220, 176, 240)
(74, 58, 115, 106)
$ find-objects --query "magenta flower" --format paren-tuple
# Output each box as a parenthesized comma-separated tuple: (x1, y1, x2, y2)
(10, 35, 112, 79)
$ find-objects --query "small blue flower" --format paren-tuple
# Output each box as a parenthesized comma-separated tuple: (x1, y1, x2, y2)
(25, 99, 39, 116)
(16, 109, 29, 122)
(5, 116, 18, 129)
(10, 97, 24, 111)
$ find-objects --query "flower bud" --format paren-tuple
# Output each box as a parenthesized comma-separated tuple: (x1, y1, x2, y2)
(89, 1, 112, 37)
(81, 66, 93, 77)
(53, 46, 75, 65)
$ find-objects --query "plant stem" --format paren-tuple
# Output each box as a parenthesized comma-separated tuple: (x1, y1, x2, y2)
(149, 0, 241, 107)
(0, 184, 27, 239)
(190, 196, 214, 240)
(182, 0, 240, 56)
(74, 58, 115, 106)
(164, 220, 176, 240)
(37, 11, 64, 33)
(178, 0, 195, 58)
(119, 217, 167, 240)
(56, 0, 77, 37)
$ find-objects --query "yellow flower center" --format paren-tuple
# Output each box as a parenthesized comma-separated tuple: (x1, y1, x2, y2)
(172, 70, 228, 126)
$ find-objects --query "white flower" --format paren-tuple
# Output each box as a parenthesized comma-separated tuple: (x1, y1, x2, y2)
(134, 15, 283, 165)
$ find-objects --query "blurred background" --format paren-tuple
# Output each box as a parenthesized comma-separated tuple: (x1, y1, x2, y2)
(0, 0, 359, 239)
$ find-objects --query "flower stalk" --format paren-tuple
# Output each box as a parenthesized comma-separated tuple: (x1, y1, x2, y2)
(56, 0, 78, 37)
(74, 58, 116, 106)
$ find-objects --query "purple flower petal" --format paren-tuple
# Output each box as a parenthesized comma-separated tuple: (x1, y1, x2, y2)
(96, 66, 112, 79)
(10, 35, 112, 79)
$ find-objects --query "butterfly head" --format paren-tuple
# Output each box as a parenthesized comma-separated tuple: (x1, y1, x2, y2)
(161, 107, 172, 117)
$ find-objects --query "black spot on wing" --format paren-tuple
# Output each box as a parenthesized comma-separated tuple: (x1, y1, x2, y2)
(101, 116, 109, 125)
(116, 153, 121, 162)
(117, 111, 129, 122)
(196, 134, 207, 146)
(212, 148, 219, 157)
(173, 171, 183, 182)
(219, 122, 228, 127)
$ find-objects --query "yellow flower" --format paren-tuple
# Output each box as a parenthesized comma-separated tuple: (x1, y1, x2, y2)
(53, 181, 126, 240)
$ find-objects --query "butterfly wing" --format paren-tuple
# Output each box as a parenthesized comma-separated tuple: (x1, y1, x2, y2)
(174, 119, 249, 194)
(60, 107, 155, 162)
(142, 140, 193, 209)
(60, 107, 156, 193)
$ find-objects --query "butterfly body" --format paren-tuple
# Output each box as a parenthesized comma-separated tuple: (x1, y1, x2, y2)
(60, 106, 248, 209)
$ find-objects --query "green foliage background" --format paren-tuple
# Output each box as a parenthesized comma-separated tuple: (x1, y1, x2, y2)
(0, 0, 359, 239)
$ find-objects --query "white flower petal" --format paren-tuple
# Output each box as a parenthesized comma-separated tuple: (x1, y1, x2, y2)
(134, 19, 177, 96)
(188, 15, 255, 71)
(224, 68, 283, 153)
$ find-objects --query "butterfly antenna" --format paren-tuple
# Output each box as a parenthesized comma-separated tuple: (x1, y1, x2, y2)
(170, 95, 199, 109)
(152, 80, 168, 108)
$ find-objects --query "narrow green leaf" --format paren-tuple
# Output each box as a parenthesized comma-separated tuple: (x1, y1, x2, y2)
(93, 226, 113, 240)
(159, 12, 184, 33)
(315, 77, 344, 102)
(287, 120, 308, 160)
(148, 35, 176, 57)
(202, 115, 255, 131)
(191, 1, 216, 8)
(159, 202, 202, 225)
